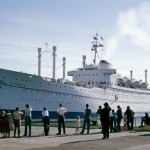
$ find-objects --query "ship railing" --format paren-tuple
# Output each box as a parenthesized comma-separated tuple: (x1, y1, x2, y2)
(42, 77, 57, 82)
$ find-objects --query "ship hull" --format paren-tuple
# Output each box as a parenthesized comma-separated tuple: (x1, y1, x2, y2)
(0, 68, 150, 119)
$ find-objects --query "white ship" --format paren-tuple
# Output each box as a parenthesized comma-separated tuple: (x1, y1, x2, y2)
(0, 35, 150, 119)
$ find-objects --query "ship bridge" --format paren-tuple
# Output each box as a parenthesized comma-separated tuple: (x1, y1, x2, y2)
(67, 60, 117, 88)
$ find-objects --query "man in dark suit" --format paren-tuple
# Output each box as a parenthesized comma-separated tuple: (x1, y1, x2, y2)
(124, 106, 134, 130)
(100, 102, 111, 139)
(117, 105, 123, 131)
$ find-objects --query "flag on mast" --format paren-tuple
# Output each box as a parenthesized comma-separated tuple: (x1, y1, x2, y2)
(93, 36, 98, 40)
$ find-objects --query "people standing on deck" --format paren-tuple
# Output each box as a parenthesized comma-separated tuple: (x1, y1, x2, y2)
(23, 104, 32, 137)
(80, 104, 92, 134)
(100, 102, 111, 139)
(75, 115, 80, 134)
(56, 104, 69, 135)
(13, 107, 23, 137)
(42, 107, 50, 136)
(117, 105, 123, 131)
(124, 106, 134, 130)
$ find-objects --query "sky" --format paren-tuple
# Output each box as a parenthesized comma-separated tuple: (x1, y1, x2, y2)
(0, 0, 150, 83)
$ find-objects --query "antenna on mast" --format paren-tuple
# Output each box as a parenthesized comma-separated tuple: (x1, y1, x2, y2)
(91, 32, 104, 65)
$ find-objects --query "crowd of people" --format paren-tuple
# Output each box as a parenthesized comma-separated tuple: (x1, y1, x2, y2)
(0, 102, 150, 139)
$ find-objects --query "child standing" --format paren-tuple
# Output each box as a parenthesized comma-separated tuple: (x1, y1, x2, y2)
(75, 115, 80, 134)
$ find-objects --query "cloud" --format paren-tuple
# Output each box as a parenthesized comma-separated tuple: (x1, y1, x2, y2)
(105, 2, 150, 59)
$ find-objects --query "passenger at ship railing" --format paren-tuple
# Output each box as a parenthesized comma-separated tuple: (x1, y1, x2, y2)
(56, 103, 69, 135)
(80, 104, 92, 134)
(42, 107, 50, 136)
(116, 105, 123, 132)
(23, 104, 32, 137)
(13, 107, 23, 138)
(139, 112, 150, 127)
(124, 106, 134, 131)
(100, 102, 111, 139)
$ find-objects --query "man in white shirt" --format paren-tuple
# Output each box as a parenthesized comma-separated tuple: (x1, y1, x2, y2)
(56, 104, 69, 135)
(42, 107, 50, 136)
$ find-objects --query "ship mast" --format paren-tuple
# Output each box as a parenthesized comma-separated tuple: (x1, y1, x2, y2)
(38, 48, 42, 76)
(91, 32, 104, 66)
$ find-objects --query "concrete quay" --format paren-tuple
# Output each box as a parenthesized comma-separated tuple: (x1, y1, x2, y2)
(0, 126, 150, 150)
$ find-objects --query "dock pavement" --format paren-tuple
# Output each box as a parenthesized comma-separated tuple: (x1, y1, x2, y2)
(0, 126, 150, 150)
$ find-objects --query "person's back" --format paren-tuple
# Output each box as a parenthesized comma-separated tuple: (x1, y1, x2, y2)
(124, 106, 134, 130)
(100, 102, 111, 139)
(84, 108, 91, 119)
(116, 105, 123, 132)
(145, 113, 150, 125)
(125, 107, 134, 120)
(56, 104, 69, 135)
(117, 106, 123, 119)
(80, 104, 91, 134)
(101, 106, 111, 122)
(96, 106, 101, 116)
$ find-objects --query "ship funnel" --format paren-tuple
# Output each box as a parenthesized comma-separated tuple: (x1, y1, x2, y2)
(62, 57, 66, 79)
(82, 55, 86, 68)
(52, 46, 56, 80)
(145, 69, 147, 83)
(38, 48, 42, 76)
(130, 70, 133, 80)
